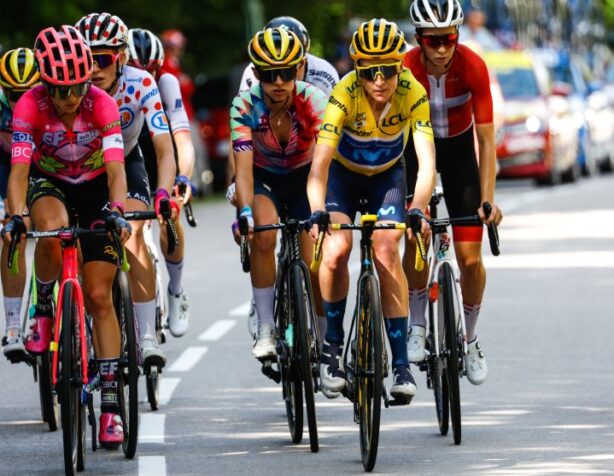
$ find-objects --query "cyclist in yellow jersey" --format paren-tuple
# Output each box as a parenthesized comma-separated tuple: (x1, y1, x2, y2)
(308, 19, 436, 401)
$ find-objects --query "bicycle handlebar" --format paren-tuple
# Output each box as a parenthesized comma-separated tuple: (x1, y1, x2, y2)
(175, 182, 198, 227)
(124, 206, 179, 256)
(482, 202, 500, 256)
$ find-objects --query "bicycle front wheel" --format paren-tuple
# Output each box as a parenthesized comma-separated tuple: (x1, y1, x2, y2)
(59, 282, 82, 476)
(428, 299, 449, 436)
(357, 275, 383, 472)
(38, 350, 59, 432)
(291, 266, 318, 453)
(441, 263, 461, 445)
(114, 270, 139, 459)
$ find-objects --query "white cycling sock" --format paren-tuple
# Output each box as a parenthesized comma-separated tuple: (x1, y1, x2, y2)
(409, 287, 427, 328)
(464, 303, 481, 342)
(165, 259, 184, 296)
(4, 297, 22, 331)
(253, 286, 275, 329)
(135, 300, 156, 341)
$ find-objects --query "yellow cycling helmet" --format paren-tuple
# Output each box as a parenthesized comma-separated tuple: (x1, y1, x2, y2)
(0, 48, 40, 90)
(248, 27, 304, 68)
(349, 19, 409, 62)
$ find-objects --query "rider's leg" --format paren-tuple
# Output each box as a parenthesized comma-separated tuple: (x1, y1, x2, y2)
(454, 239, 485, 342)
(26, 196, 68, 353)
(1, 232, 27, 354)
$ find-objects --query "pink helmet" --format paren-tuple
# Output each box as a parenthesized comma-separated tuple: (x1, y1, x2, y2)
(34, 25, 93, 85)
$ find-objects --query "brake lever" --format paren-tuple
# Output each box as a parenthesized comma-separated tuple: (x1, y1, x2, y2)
(482, 202, 500, 256)
(159, 199, 178, 255)
(177, 182, 197, 227)
(239, 215, 250, 273)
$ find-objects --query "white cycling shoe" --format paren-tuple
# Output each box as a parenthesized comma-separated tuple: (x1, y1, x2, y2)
(2, 328, 26, 358)
(168, 289, 189, 337)
(141, 337, 167, 369)
(407, 325, 427, 363)
(464, 338, 488, 385)
(252, 325, 276, 359)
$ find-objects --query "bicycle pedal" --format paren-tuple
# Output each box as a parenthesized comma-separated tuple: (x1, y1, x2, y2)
(4, 350, 30, 364)
(388, 395, 413, 406)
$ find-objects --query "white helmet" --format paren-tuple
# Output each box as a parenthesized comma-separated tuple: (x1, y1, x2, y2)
(128, 29, 164, 71)
(409, 0, 464, 29)
(75, 12, 129, 48)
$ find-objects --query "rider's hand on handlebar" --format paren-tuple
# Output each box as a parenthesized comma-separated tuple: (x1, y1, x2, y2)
(239, 206, 254, 240)
(1, 215, 26, 245)
(154, 188, 179, 224)
(308, 210, 329, 243)
(174, 175, 193, 205)
(105, 211, 132, 245)
(479, 202, 503, 226)
(406, 208, 431, 241)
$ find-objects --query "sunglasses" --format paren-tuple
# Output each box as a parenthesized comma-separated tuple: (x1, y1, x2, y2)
(418, 33, 459, 49)
(6, 89, 29, 103)
(256, 67, 297, 84)
(44, 81, 91, 100)
(92, 52, 121, 69)
(356, 63, 402, 82)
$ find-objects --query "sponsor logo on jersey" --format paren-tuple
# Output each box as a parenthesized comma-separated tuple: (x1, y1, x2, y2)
(174, 98, 183, 110)
(12, 146, 33, 159)
(12, 132, 32, 143)
(345, 80, 359, 98)
(321, 123, 341, 135)
(13, 117, 32, 129)
(410, 94, 428, 112)
(119, 107, 135, 129)
(151, 111, 170, 131)
(104, 245, 119, 261)
(76, 130, 99, 144)
(141, 88, 160, 106)
(101, 120, 121, 133)
(42, 131, 64, 147)
(377, 206, 396, 217)
(381, 112, 408, 128)
(328, 96, 348, 115)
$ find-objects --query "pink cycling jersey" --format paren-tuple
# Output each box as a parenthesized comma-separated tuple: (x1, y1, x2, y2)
(11, 85, 124, 185)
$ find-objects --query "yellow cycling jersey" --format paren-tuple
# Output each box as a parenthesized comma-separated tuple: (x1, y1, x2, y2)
(317, 68, 433, 176)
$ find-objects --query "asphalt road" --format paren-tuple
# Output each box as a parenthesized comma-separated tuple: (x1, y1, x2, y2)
(1, 175, 613, 475)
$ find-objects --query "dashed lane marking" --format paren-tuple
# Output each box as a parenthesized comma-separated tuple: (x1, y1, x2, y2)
(167, 346, 208, 372)
(199, 319, 237, 341)
(138, 456, 167, 476)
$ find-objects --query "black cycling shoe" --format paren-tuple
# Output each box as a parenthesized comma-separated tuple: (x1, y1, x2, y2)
(390, 365, 417, 404)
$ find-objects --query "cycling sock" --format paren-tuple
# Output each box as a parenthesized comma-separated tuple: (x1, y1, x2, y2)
(323, 298, 347, 344)
(165, 259, 184, 296)
(408, 287, 427, 328)
(99, 358, 120, 414)
(464, 303, 481, 342)
(135, 300, 156, 341)
(253, 286, 275, 328)
(35, 278, 55, 314)
(4, 297, 22, 330)
(385, 317, 409, 367)
(317, 315, 327, 349)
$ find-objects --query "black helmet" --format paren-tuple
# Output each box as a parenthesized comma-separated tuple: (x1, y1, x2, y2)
(264, 16, 310, 52)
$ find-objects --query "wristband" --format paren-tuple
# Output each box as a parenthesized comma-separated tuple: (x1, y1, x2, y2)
(110, 201, 125, 216)
(240, 206, 253, 217)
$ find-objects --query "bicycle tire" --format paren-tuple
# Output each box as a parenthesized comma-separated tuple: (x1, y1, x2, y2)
(291, 266, 318, 453)
(429, 300, 449, 436)
(114, 270, 139, 459)
(59, 282, 80, 476)
(441, 263, 461, 445)
(38, 351, 59, 431)
(357, 275, 383, 472)
(146, 305, 162, 411)
(279, 275, 303, 443)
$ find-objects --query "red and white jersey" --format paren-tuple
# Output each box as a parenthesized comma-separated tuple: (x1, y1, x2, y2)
(157, 72, 190, 134)
(404, 44, 493, 139)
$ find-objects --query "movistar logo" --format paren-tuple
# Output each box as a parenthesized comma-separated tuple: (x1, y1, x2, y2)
(327, 311, 340, 318)
(377, 206, 396, 217)
(389, 329, 402, 339)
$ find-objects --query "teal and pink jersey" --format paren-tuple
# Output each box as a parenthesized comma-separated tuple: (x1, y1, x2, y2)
(11, 84, 124, 184)
(230, 81, 327, 174)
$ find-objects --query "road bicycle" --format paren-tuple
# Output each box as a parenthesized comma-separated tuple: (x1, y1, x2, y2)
(408, 190, 500, 445)
(329, 201, 407, 472)
(239, 211, 323, 453)
(7, 223, 138, 474)
(125, 202, 178, 411)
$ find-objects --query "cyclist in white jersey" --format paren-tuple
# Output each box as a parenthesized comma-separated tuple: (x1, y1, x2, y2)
(128, 28, 195, 337)
(76, 12, 178, 368)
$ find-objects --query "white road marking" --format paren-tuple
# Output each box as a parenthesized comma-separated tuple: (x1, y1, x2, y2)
(199, 319, 237, 341)
(139, 414, 166, 444)
(159, 377, 181, 405)
(228, 301, 251, 317)
(167, 346, 208, 372)
(139, 456, 167, 476)
(484, 251, 614, 269)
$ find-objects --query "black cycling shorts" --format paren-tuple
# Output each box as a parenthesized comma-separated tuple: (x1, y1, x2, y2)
(125, 145, 151, 206)
(27, 170, 117, 264)
(404, 126, 483, 242)
(253, 164, 311, 220)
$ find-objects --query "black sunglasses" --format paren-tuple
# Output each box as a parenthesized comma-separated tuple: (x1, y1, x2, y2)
(356, 63, 401, 82)
(256, 67, 297, 84)
(44, 81, 91, 100)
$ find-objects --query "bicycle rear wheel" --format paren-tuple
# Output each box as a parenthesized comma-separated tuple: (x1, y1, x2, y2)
(39, 350, 59, 431)
(114, 270, 139, 459)
(59, 282, 82, 476)
(291, 266, 318, 453)
(357, 275, 383, 472)
(441, 263, 461, 445)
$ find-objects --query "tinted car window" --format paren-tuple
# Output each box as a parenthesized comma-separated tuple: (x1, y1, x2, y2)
(495, 67, 540, 99)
